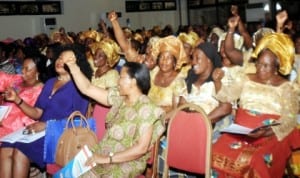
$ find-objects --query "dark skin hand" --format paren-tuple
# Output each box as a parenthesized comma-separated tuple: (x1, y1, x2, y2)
(247, 126, 274, 138)
(25, 122, 46, 134)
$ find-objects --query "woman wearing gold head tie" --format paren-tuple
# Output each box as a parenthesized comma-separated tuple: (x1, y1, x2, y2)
(177, 31, 202, 78)
(79, 29, 103, 71)
(90, 38, 120, 88)
(148, 36, 188, 113)
(211, 33, 300, 178)
(88, 39, 121, 137)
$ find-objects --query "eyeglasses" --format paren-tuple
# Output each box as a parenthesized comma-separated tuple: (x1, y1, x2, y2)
(255, 62, 275, 70)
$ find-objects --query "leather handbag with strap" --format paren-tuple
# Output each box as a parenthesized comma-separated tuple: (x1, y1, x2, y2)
(55, 111, 98, 167)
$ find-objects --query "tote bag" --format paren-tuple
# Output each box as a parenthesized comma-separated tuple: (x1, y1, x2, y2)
(43, 111, 96, 163)
(55, 111, 98, 166)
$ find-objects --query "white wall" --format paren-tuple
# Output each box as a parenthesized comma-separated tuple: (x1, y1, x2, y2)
(246, 0, 271, 22)
(0, 0, 186, 40)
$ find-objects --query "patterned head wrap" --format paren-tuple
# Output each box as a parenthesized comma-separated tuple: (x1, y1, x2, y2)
(252, 28, 274, 47)
(210, 27, 225, 38)
(148, 36, 160, 47)
(80, 30, 102, 42)
(252, 33, 295, 75)
(178, 31, 200, 48)
(153, 35, 188, 70)
(89, 38, 121, 67)
(147, 36, 160, 62)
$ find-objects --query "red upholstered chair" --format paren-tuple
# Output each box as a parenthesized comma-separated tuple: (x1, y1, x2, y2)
(162, 103, 212, 178)
(92, 104, 109, 141)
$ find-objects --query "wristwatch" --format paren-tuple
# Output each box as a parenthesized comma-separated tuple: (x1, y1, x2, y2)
(109, 152, 114, 164)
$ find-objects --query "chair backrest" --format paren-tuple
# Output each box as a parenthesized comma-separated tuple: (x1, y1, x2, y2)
(164, 103, 212, 177)
(92, 104, 109, 141)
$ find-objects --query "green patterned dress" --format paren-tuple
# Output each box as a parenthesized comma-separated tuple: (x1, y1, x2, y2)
(84, 88, 165, 178)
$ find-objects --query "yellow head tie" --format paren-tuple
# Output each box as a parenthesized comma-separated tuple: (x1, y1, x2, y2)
(252, 33, 295, 75)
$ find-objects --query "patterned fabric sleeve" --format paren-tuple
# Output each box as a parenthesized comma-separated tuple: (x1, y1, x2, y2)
(106, 87, 121, 125)
(107, 87, 121, 107)
(215, 71, 247, 103)
(105, 70, 119, 88)
(137, 102, 165, 147)
(272, 82, 299, 141)
(172, 77, 186, 105)
(179, 84, 188, 98)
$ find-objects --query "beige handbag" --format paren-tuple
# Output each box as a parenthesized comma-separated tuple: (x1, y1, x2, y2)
(55, 111, 98, 167)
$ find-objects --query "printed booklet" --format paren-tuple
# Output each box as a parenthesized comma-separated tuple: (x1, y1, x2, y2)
(54, 145, 96, 178)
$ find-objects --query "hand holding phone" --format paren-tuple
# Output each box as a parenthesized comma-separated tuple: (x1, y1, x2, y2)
(23, 129, 36, 135)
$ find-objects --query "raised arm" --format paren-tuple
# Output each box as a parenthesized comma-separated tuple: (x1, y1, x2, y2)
(231, 5, 252, 49)
(108, 11, 139, 62)
(64, 57, 110, 106)
(276, 10, 288, 33)
(224, 16, 244, 65)
(99, 19, 111, 39)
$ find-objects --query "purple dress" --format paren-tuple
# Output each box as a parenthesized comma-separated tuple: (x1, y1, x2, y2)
(1, 78, 89, 168)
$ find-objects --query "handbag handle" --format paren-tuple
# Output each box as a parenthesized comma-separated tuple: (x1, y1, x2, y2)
(65, 111, 91, 132)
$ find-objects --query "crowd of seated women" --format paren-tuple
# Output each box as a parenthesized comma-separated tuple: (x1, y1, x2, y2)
(0, 6, 300, 178)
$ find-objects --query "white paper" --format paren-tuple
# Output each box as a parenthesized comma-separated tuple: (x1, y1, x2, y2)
(221, 123, 280, 135)
(0, 127, 45, 143)
(220, 123, 253, 135)
(0, 105, 12, 121)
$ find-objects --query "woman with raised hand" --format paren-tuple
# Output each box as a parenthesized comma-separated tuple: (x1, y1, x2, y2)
(212, 33, 300, 178)
(87, 39, 121, 136)
(0, 44, 92, 178)
(89, 38, 120, 90)
(64, 56, 165, 177)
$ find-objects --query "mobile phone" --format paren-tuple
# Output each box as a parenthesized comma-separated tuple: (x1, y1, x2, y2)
(23, 129, 31, 135)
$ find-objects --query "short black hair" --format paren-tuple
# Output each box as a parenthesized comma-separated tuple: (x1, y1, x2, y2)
(59, 44, 93, 80)
(25, 54, 48, 83)
(123, 62, 150, 95)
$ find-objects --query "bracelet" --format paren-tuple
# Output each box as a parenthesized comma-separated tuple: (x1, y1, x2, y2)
(17, 99, 23, 106)
(109, 152, 114, 164)
(228, 31, 235, 34)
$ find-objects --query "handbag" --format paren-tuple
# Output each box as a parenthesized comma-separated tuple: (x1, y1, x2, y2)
(44, 112, 96, 164)
(55, 111, 98, 167)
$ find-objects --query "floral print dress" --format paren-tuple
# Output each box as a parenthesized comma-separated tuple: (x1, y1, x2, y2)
(87, 88, 165, 178)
